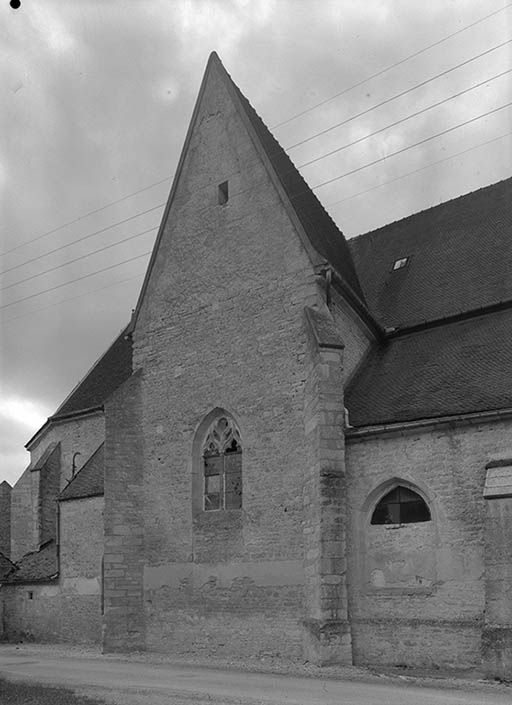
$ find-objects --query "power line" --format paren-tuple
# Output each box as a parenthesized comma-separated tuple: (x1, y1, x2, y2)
(3, 132, 509, 322)
(310, 101, 512, 192)
(325, 131, 512, 210)
(1, 271, 147, 326)
(299, 68, 512, 170)
(8, 66, 507, 291)
(0, 226, 157, 293)
(0, 62, 512, 283)
(0, 251, 152, 311)
(285, 38, 512, 152)
(0, 203, 165, 278)
(2, 103, 508, 314)
(272, 2, 512, 129)
(0, 177, 170, 259)
(4, 42, 508, 274)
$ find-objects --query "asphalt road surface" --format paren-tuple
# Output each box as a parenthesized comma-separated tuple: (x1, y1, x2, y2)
(0, 651, 510, 705)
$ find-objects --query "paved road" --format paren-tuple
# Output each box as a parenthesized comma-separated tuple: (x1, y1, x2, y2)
(0, 651, 510, 705)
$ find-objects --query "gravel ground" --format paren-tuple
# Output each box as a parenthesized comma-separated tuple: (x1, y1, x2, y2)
(1, 641, 510, 698)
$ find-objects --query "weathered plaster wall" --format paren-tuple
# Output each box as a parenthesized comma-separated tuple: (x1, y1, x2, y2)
(346, 418, 512, 669)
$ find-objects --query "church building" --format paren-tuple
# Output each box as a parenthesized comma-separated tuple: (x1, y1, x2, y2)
(1, 53, 511, 678)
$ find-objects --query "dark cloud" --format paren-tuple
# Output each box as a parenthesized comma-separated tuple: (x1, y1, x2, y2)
(1, 0, 511, 483)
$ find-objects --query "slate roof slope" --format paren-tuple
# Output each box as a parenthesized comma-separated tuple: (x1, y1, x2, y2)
(349, 178, 512, 329)
(226, 60, 367, 307)
(59, 443, 104, 502)
(54, 326, 132, 417)
(3, 540, 58, 584)
(345, 307, 512, 427)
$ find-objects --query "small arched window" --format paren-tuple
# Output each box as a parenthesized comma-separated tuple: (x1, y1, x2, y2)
(371, 485, 430, 525)
(202, 416, 242, 511)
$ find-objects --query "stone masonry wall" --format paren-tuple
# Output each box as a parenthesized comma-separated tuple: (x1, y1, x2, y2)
(0, 482, 12, 558)
(482, 496, 512, 678)
(302, 307, 351, 665)
(9, 415, 104, 564)
(10, 468, 35, 562)
(29, 413, 105, 491)
(330, 287, 372, 384)
(130, 60, 372, 659)
(103, 371, 144, 652)
(2, 496, 104, 644)
(345, 418, 512, 669)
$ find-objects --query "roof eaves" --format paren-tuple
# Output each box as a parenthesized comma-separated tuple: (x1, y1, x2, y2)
(345, 406, 512, 439)
(25, 406, 104, 450)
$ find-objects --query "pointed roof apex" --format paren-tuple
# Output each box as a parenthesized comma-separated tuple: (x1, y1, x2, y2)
(129, 54, 369, 332)
(207, 51, 222, 64)
(208, 55, 366, 305)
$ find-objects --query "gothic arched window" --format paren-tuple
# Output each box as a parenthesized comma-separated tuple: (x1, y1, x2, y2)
(371, 485, 430, 525)
(202, 416, 242, 511)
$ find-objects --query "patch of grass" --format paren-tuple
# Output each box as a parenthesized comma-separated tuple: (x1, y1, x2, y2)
(0, 678, 108, 704)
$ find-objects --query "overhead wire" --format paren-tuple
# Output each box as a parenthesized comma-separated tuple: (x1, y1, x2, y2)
(3, 28, 509, 265)
(285, 38, 512, 151)
(0, 252, 152, 311)
(2, 100, 510, 311)
(1, 271, 147, 325)
(4, 57, 509, 284)
(0, 226, 158, 292)
(299, 68, 512, 169)
(0, 177, 170, 259)
(0, 203, 165, 277)
(271, 2, 512, 128)
(310, 101, 512, 192)
(3, 130, 510, 325)
(325, 131, 512, 210)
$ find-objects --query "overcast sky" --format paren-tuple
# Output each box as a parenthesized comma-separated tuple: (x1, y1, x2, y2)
(1, 0, 511, 485)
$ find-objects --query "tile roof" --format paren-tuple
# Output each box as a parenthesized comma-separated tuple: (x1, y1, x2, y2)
(3, 540, 58, 584)
(225, 59, 367, 307)
(59, 443, 104, 502)
(54, 326, 132, 417)
(345, 308, 512, 427)
(349, 178, 512, 330)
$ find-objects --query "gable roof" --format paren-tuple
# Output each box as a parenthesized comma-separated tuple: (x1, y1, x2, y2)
(59, 443, 104, 502)
(349, 178, 512, 330)
(130, 52, 367, 332)
(55, 326, 132, 417)
(345, 307, 512, 427)
(228, 65, 366, 306)
(27, 326, 132, 449)
(3, 540, 58, 584)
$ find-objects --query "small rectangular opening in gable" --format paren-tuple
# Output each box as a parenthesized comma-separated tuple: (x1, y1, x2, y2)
(218, 181, 228, 205)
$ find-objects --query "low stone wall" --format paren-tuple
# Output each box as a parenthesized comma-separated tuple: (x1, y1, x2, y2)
(2, 582, 102, 643)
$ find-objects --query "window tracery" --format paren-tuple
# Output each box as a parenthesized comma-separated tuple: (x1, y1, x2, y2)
(202, 416, 242, 511)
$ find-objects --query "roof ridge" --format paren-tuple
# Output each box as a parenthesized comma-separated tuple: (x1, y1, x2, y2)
(351, 176, 512, 243)
(349, 176, 512, 244)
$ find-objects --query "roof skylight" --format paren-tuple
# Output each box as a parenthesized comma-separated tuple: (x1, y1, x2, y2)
(392, 257, 409, 271)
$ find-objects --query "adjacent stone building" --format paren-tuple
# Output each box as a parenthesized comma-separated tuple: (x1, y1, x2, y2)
(1, 53, 511, 677)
